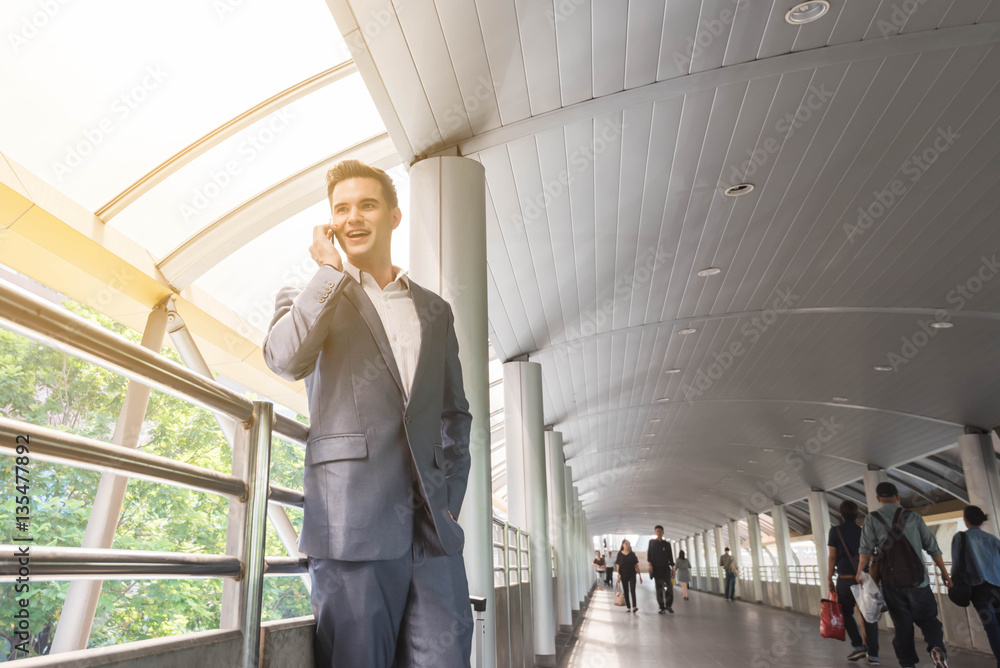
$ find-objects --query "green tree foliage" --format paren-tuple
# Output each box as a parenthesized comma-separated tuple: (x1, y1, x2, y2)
(0, 301, 310, 660)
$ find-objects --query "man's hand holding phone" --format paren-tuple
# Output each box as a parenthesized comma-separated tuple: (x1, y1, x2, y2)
(311, 219, 343, 271)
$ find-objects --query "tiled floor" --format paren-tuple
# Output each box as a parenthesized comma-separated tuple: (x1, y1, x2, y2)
(560, 580, 998, 667)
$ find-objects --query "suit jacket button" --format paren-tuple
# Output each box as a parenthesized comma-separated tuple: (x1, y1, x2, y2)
(404, 415, 412, 424)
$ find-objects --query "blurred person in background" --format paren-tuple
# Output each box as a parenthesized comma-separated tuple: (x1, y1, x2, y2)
(952, 505, 1000, 667)
(615, 539, 642, 612)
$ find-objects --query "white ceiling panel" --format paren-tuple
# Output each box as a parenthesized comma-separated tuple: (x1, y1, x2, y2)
(473, 0, 532, 125)
(592, 0, 629, 97)
(554, 0, 594, 106)
(433, 0, 503, 133)
(393, 0, 474, 145)
(656, 0, 703, 80)
(624, 0, 666, 89)
(513, 0, 562, 115)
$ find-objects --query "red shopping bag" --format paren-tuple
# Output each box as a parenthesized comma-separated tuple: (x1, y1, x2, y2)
(820, 591, 846, 641)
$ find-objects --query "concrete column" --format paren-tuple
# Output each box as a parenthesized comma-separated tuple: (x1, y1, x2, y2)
(747, 513, 764, 603)
(863, 467, 889, 513)
(771, 505, 794, 609)
(503, 361, 555, 665)
(691, 534, 702, 589)
(714, 526, 725, 593)
(808, 490, 832, 588)
(573, 485, 591, 610)
(701, 530, 713, 592)
(51, 305, 168, 653)
(959, 432, 1000, 536)
(565, 465, 579, 615)
(408, 156, 492, 666)
(728, 519, 742, 598)
(544, 432, 572, 633)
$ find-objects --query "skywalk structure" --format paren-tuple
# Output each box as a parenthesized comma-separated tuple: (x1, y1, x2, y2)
(3, 0, 1000, 666)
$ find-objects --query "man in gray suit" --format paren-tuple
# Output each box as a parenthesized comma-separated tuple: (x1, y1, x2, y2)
(263, 160, 473, 667)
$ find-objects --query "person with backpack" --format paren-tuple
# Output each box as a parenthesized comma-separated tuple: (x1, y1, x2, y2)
(951, 505, 1000, 667)
(857, 482, 953, 668)
(827, 499, 879, 664)
(719, 547, 738, 601)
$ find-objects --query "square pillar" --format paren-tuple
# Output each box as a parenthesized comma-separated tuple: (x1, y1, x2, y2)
(728, 519, 742, 598)
(701, 530, 713, 593)
(959, 432, 1000, 537)
(746, 513, 764, 603)
(863, 467, 889, 513)
(714, 526, 725, 593)
(808, 490, 832, 589)
(544, 431, 573, 634)
(771, 505, 794, 609)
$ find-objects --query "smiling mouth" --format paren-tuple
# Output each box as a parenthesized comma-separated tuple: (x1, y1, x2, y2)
(344, 230, 370, 240)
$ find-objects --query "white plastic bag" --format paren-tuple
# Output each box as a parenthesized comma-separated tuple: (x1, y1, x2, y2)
(851, 572, 887, 623)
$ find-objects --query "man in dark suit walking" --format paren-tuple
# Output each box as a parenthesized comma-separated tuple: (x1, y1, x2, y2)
(648, 525, 675, 614)
(263, 160, 473, 667)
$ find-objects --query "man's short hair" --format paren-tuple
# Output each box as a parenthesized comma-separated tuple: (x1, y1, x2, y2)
(875, 482, 899, 498)
(839, 499, 859, 520)
(724, 547, 730, 552)
(326, 159, 398, 209)
(654, 525, 664, 531)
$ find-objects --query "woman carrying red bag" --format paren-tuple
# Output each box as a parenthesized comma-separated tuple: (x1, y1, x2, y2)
(827, 500, 880, 665)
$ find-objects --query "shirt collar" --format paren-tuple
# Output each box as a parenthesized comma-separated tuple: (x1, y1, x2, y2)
(343, 260, 410, 289)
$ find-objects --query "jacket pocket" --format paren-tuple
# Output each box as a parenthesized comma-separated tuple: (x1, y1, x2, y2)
(432, 444, 446, 470)
(306, 434, 368, 466)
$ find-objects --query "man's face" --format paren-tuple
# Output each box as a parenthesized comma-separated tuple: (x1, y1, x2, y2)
(329, 176, 401, 266)
(654, 528, 663, 540)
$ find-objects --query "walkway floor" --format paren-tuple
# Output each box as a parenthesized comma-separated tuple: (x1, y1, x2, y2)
(560, 580, 997, 667)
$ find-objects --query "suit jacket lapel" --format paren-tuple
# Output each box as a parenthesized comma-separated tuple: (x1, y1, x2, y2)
(343, 281, 405, 398)
(407, 281, 438, 406)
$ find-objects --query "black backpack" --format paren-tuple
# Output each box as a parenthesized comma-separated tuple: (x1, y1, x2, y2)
(870, 508, 926, 588)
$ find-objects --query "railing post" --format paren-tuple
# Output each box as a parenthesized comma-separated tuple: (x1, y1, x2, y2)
(239, 401, 273, 668)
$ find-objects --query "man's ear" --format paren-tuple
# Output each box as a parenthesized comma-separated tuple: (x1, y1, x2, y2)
(391, 206, 402, 230)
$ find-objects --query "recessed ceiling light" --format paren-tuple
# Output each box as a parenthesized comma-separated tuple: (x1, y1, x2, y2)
(873, 365, 893, 372)
(930, 321, 953, 329)
(678, 328, 697, 335)
(832, 397, 849, 403)
(785, 1, 830, 25)
(724, 183, 755, 197)
(748, 460, 758, 464)
(763, 448, 774, 452)
(655, 397, 671, 403)
(802, 418, 816, 423)
(649, 418, 661, 423)
(664, 368, 682, 374)
(697, 267, 722, 277)
(782, 434, 794, 438)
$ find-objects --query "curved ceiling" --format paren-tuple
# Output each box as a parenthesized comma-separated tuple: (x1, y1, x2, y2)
(331, 0, 1000, 537)
(3, 0, 1000, 542)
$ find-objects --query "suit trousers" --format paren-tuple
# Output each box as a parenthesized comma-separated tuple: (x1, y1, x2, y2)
(653, 571, 673, 610)
(309, 508, 473, 668)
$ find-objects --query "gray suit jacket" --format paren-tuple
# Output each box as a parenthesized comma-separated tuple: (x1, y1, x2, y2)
(263, 265, 472, 561)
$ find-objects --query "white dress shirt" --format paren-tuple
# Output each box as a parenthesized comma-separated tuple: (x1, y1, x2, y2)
(342, 261, 422, 399)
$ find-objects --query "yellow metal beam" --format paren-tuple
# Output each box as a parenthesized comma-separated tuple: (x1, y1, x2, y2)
(0, 153, 308, 417)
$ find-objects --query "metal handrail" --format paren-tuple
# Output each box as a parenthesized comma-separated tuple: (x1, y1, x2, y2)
(0, 416, 246, 499)
(0, 546, 241, 580)
(0, 416, 304, 507)
(0, 546, 309, 581)
(0, 279, 303, 667)
(0, 278, 307, 445)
